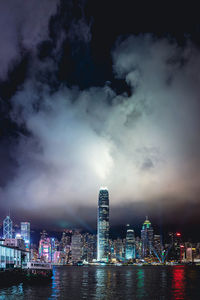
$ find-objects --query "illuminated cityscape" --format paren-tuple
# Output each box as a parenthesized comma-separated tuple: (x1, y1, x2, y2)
(1, 188, 200, 267)
(1, 0, 200, 297)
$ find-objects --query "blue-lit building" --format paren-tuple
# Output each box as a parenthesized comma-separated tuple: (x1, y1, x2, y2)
(97, 187, 109, 262)
(21, 222, 30, 249)
(125, 225, 135, 260)
(3, 216, 13, 239)
(141, 216, 154, 257)
(0, 239, 30, 269)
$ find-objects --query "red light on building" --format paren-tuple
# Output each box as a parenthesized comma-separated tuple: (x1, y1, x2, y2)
(176, 233, 181, 237)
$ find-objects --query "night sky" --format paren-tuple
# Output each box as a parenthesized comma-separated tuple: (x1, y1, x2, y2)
(0, 0, 200, 239)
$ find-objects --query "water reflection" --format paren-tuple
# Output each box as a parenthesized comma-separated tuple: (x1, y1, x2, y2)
(80, 268, 94, 299)
(136, 268, 145, 299)
(125, 269, 133, 293)
(0, 266, 200, 299)
(95, 268, 109, 299)
(51, 267, 60, 299)
(172, 266, 186, 299)
(0, 283, 23, 298)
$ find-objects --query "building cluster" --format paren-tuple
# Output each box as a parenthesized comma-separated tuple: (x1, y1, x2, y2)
(0, 216, 30, 269)
(96, 188, 200, 264)
(37, 229, 97, 264)
(1, 188, 200, 268)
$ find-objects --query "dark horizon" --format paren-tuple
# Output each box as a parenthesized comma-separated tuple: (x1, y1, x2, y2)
(1, 198, 200, 243)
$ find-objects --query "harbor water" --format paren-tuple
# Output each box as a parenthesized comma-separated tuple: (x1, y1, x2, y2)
(0, 265, 200, 299)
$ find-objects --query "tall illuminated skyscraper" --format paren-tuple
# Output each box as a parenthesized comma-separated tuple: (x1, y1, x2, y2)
(3, 216, 12, 239)
(20, 222, 30, 243)
(97, 187, 109, 262)
(125, 224, 135, 260)
(141, 216, 154, 257)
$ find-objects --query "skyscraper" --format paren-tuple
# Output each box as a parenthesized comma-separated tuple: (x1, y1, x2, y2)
(154, 234, 162, 254)
(71, 230, 83, 262)
(97, 187, 109, 262)
(125, 224, 136, 260)
(141, 216, 154, 257)
(82, 233, 97, 262)
(168, 232, 182, 261)
(20, 222, 30, 245)
(38, 230, 52, 262)
(3, 216, 12, 239)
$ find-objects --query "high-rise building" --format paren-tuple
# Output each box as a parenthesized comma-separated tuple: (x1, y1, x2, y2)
(20, 222, 30, 249)
(109, 239, 115, 260)
(50, 237, 58, 262)
(115, 238, 124, 261)
(59, 230, 72, 251)
(82, 233, 97, 262)
(125, 224, 136, 260)
(154, 234, 162, 254)
(71, 230, 83, 262)
(4, 236, 25, 250)
(141, 216, 154, 257)
(38, 230, 52, 262)
(3, 216, 12, 239)
(97, 187, 109, 262)
(135, 236, 142, 258)
(59, 230, 72, 264)
(168, 232, 182, 261)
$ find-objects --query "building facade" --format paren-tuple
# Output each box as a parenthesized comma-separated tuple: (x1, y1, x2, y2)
(38, 231, 52, 262)
(125, 225, 136, 260)
(168, 232, 182, 261)
(4, 238, 25, 250)
(82, 233, 97, 262)
(38, 237, 52, 262)
(20, 222, 30, 249)
(141, 216, 154, 257)
(97, 187, 109, 262)
(154, 235, 162, 253)
(20, 222, 30, 242)
(0, 239, 30, 269)
(3, 216, 13, 239)
(71, 231, 83, 262)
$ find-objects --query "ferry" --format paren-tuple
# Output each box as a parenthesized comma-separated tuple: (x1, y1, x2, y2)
(22, 261, 53, 281)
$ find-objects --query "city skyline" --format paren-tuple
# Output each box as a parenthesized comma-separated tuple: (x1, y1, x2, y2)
(1, 207, 199, 265)
(1, 2, 200, 298)
(0, 185, 199, 266)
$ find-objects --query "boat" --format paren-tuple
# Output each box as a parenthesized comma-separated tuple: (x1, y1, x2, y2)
(22, 261, 53, 281)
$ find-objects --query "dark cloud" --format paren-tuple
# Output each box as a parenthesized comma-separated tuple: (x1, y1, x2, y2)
(141, 158, 154, 171)
(0, 0, 59, 81)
